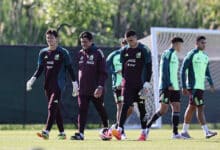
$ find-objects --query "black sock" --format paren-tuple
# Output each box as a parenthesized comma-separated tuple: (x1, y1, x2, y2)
(172, 112, 180, 135)
(146, 112, 161, 128)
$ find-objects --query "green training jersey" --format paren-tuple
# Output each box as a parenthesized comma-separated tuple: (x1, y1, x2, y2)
(159, 48, 179, 90)
(181, 48, 213, 90)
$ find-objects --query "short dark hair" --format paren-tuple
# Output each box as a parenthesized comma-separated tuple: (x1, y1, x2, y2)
(120, 38, 127, 45)
(46, 29, 58, 38)
(79, 31, 93, 40)
(196, 36, 206, 42)
(125, 30, 136, 38)
(171, 37, 184, 44)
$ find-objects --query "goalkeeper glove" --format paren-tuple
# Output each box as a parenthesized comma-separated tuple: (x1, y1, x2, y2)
(26, 77, 36, 91)
(138, 82, 151, 99)
(72, 81, 79, 97)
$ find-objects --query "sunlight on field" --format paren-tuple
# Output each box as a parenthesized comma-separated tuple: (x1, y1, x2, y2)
(0, 129, 219, 150)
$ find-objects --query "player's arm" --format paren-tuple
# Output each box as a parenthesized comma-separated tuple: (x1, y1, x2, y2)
(142, 46, 152, 89)
(97, 49, 108, 87)
(143, 47, 152, 82)
(94, 49, 108, 98)
(180, 53, 191, 95)
(63, 50, 76, 82)
(26, 50, 44, 91)
(164, 52, 173, 90)
(120, 47, 126, 78)
(63, 49, 78, 96)
(205, 62, 215, 92)
(106, 51, 115, 75)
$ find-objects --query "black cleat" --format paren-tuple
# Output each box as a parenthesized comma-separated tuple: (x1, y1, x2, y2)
(70, 133, 84, 140)
(206, 130, 217, 139)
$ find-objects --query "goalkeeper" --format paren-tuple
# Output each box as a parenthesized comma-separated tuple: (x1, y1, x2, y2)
(111, 30, 152, 141)
(106, 38, 133, 140)
(145, 37, 184, 139)
(26, 29, 78, 140)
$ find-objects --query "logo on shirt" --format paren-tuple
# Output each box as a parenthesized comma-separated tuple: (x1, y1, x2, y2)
(136, 52, 141, 58)
(89, 55, 94, 61)
(125, 53, 129, 57)
(54, 54, 60, 60)
(44, 55, 48, 59)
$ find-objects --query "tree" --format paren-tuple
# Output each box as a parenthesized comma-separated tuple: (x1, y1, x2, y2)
(0, 0, 47, 45)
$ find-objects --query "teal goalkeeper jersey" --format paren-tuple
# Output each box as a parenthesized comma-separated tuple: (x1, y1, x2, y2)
(181, 48, 213, 90)
(106, 49, 122, 87)
(159, 48, 179, 90)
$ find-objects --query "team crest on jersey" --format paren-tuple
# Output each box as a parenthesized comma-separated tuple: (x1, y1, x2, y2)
(44, 55, 48, 59)
(80, 56, 84, 60)
(136, 52, 141, 58)
(89, 55, 94, 61)
(54, 54, 60, 60)
(125, 53, 129, 57)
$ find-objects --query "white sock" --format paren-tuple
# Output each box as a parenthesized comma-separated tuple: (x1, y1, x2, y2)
(118, 127, 123, 132)
(182, 123, 189, 133)
(144, 128, 149, 135)
(60, 131, 65, 135)
(201, 125, 209, 135)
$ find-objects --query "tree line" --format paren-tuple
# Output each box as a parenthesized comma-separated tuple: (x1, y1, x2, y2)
(0, 0, 220, 46)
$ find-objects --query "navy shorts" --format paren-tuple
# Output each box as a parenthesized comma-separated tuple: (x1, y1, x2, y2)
(113, 88, 123, 103)
(159, 89, 180, 104)
(188, 89, 204, 106)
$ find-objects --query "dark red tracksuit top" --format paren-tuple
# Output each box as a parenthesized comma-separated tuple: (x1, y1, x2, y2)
(77, 44, 108, 96)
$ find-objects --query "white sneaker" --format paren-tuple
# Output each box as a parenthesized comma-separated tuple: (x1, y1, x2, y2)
(172, 134, 184, 139)
(121, 133, 127, 140)
(206, 130, 217, 139)
(180, 132, 191, 139)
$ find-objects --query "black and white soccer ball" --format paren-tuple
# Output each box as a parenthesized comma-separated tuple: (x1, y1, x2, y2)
(99, 128, 112, 141)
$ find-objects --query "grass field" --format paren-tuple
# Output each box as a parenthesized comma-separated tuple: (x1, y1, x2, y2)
(0, 128, 219, 150)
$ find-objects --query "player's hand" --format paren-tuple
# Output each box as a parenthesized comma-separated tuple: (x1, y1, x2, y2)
(182, 88, 189, 96)
(115, 70, 122, 74)
(168, 86, 174, 91)
(94, 86, 103, 98)
(139, 82, 151, 99)
(72, 81, 79, 97)
(210, 85, 215, 93)
(116, 85, 122, 90)
(143, 82, 151, 93)
(26, 77, 36, 91)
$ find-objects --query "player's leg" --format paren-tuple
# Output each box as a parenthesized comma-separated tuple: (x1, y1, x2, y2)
(112, 87, 134, 140)
(146, 90, 169, 129)
(113, 89, 123, 125)
(146, 103, 169, 129)
(181, 90, 196, 138)
(91, 95, 109, 128)
(170, 102, 181, 138)
(137, 98, 148, 141)
(56, 105, 66, 139)
(194, 90, 217, 138)
(144, 89, 169, 140)
(71, 95, 89, 140)
(170, 90, 182, 139)
(37, 89, 60, 139)
(127, 105, 133, 117)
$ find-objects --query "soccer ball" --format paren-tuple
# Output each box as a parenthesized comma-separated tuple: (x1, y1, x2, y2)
(99, 128, 112, 141)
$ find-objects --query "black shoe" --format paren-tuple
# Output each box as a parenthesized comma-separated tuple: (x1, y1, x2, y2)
(70, 132, 84, 140)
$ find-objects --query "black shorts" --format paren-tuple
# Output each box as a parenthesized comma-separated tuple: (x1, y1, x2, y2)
(159, 89, 180, 104)
(113, 88, 123, 103)
(122, 86, 143, 106)
(189, 89, 204, 106)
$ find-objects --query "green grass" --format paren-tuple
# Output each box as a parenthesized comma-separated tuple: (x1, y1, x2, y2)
(0, 129, 219, 150)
